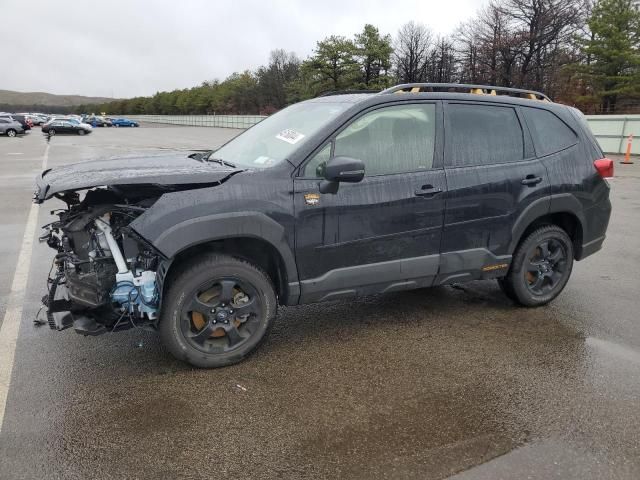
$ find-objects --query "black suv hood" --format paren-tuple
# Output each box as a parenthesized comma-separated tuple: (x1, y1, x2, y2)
(34, 153, 239, 202)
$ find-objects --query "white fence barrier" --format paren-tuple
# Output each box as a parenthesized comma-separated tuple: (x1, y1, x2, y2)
(123, 113, 639, 155)
(585, 115, 640, 155)
(124, 115, 266, 129)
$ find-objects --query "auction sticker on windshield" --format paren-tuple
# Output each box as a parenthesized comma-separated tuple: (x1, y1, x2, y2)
(276, 129, 305, 145)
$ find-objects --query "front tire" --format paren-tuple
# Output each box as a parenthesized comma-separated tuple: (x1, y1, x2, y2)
(78, 129, 86, 135)
(6, 129, 17, 137)
(160, 253, 277, 368)
(502, 225, 574, 307)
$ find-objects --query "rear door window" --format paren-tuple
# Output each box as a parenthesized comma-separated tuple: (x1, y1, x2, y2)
(522, 107, 578, 157)
(446, 104, 524, 167)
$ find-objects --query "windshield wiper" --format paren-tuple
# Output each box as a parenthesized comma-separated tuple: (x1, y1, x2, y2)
(190, 150, 237, 168)
(187, 150, 211, 161)
(205, 156, 237, 168)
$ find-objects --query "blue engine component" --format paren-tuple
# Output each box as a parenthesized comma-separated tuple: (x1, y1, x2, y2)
(110, 271, 158, 319)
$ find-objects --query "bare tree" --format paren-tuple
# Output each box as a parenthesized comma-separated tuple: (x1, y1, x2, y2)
(455, 20, 482, 83)
(257, 49, 300, 110)
(394, 22, 433, 82)
(473, 2, 520, 86)
(499, 0, 587, 90)
(453, 0, 585, 95)
(426, 36, 458, 83)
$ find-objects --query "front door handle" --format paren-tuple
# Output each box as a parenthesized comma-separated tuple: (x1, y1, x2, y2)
(521, 175, 542, 186)
(415, 185, 442, 197)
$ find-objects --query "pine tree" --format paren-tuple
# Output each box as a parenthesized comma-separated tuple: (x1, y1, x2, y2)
(354, 24, 393, 88)
(579, 0, 640, 112)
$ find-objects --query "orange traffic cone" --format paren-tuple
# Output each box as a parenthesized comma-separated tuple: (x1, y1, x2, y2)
(621, 134, 634, 164)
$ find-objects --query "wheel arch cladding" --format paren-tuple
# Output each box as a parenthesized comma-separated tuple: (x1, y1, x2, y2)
(511, 207, 584, 260)
(165, 236, 292, 305)
(131, 211, 299, 303)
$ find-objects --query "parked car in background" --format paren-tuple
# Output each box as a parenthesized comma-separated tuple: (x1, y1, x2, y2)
(111, 118, 139, 127)
(85, 116, 112, 127)
(0, 114, 31, 131)
(45, 117, 91, 129)
(0, 118, 25, 137)
(11, 114, 33, 129)
(42, 119, 92, 136)
(27, 114, 47, 126)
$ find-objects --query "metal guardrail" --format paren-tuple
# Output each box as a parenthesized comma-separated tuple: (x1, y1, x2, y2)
(123, 114, 266, 129)
(120, 113, 638, 155)
(585, 115, 640, 154)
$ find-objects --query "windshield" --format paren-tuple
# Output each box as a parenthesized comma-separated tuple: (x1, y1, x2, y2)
(211, 101, 351, 168)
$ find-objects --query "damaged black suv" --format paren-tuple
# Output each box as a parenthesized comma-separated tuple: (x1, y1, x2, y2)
(35, 83, 612, 368)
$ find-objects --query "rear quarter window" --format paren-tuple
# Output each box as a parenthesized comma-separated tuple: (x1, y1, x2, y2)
(522, 107, 578, 157)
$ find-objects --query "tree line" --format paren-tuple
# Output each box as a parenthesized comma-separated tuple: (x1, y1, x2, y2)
(75, 0, 639, 116)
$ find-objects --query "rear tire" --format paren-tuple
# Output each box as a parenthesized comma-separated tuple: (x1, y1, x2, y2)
(6, 129, 16, 138)
(497, 277, 518, 302)
(49, 129, 56, 136)
(503, 225, 574, 307)
(159, 253, 277, 368)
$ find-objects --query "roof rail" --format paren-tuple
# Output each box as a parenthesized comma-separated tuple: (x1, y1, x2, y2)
(380, 83, 551, 102)
(317, 89, 380, 97)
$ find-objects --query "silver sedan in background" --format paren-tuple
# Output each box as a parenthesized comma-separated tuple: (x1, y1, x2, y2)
(0, 118, 25, 137)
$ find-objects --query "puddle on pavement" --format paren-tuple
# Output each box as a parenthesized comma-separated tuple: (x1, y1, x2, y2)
(30, 281, 639, 479)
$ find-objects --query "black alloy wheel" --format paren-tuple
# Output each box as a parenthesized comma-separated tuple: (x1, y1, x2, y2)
(160, 253, 276, 368)
(523, 238, 568, 295)
(500, 225, 574, 307)
(181, 277, 261, 353)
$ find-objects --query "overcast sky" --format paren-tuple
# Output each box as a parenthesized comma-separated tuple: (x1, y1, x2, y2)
(2, 0, 485, 99)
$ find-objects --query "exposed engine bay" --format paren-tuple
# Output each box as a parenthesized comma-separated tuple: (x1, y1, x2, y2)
(40, 187, 164, 336)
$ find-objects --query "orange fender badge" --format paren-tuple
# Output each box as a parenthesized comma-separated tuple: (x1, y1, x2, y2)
(304, 193, 320, 206)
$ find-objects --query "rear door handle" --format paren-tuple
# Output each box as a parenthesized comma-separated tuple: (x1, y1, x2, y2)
(521, 175, 542, 186)
(415, 185, 442, 197)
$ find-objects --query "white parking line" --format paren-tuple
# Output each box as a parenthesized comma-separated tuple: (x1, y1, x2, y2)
(0, 144, 48, 434)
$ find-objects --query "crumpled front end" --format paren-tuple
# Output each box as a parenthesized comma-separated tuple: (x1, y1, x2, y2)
(40, 187, 166, 336)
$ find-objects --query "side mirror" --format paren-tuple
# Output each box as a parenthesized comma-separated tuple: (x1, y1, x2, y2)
(324, 156, 365, 183)
(318, 156, 365, 194)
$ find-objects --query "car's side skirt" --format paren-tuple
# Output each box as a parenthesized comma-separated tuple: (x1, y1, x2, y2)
(295, 248, 512, 305)
(298, 255, 440, 304)
(434, 248, 512, 285)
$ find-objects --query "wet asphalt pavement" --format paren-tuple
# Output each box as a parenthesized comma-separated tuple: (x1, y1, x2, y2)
(0, 126, 639, 479)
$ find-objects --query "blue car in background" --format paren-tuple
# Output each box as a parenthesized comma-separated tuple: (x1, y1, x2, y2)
(111, 118, 140, 127)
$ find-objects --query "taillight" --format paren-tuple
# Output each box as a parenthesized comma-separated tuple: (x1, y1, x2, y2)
(594, 158, 614, 178)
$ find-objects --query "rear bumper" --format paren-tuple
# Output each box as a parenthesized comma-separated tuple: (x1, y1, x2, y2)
(577, 196, 611, 260)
